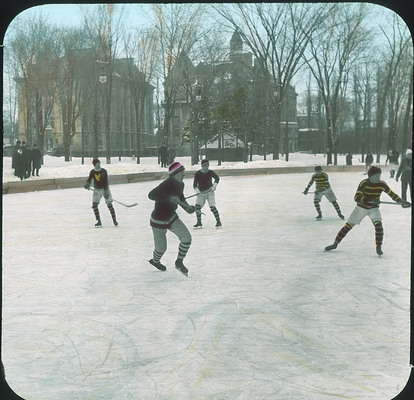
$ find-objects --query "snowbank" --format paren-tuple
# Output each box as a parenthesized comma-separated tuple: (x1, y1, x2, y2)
(2, 153, 366, 183)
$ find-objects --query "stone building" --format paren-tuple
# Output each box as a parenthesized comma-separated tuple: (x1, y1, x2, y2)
(164, 30, 298, 159)
(16, 49, 155, 158)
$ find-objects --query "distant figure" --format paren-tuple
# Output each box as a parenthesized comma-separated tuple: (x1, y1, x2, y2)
(365, 151, 374, 174)
(159, 143, 168, 167)
(346, 152, 353, 166)
(396, 149, 412, 203)
(31, 144, 42, 176)
(22, 141, 31, 179)
(385, 149, 399, 178)
(14, 146, 25, 181)
(12, 140, 22, 176)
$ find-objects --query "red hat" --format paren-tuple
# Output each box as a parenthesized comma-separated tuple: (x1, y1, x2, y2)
(92, 159, 100, 166)
(168, 161, 185, 175)
(368, 165, 381, 177)
(201, 159, 209, 166)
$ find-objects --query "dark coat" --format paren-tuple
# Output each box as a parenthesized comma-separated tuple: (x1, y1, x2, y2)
(14, 149, 25, 179)
(396, 157, 412, 182)
(31, 148, 42, 169)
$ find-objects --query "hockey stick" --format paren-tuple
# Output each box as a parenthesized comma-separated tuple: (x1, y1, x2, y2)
(379, 201, 411, 207)
(88, 188, 138, 208)
(178, 201, 206, 215)
(185, 188, 213, 200)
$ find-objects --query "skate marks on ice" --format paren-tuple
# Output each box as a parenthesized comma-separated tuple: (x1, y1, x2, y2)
(2, 173, 411, 399)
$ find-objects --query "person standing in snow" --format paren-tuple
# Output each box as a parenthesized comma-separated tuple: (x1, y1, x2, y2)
(193, 159, 222, 228)
(148, 161, 195, 276)
(14, 145, 25, 181)
(303, 165, 344, 220)
(325, 165, 410, 255)
(12, 140, 21, 176)
(396, 149, 412, 203)
(31, 143, 42, 177)
(365, 151, 374, 174)
(22, 141, 31, 179)
(159, 143, 168, 167)
(346, 152, 353, 165)
(385, 149, 399, 178)
(84, 159, 118, 227)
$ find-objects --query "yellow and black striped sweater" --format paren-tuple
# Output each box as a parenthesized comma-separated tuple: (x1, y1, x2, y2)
(355, 179, 402, 209)
(306, 172, 330, 191)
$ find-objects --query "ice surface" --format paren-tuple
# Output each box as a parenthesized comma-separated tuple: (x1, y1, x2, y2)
(2, 170, 411, 399)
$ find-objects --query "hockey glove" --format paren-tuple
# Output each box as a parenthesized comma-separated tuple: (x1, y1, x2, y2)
(84, 182, 90, 190)
(186, 205, 196, 214)
(303, 188, 309, 195)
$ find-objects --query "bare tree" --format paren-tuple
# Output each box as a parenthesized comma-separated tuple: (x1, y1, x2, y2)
(214, 3, 332, 160)
(7, 15, 60, 151)
(379, 14, 412, 156)
(56, 27, 89, 161)
(351, 61, 376, 158)
(82, 4, 124, 163)
(304, 3, 373, 165)
(153, 3, 205, 147)
(372, 12, 411, 162)
(122, 27, 159, 163)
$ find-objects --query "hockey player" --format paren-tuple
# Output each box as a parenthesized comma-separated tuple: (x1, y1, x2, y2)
(325, 165, 410, 255)
(193, 159, 222, 228)
(148, 161, 196, 276)
(84, 159, 118, 227)
(303, 165, 344, 220)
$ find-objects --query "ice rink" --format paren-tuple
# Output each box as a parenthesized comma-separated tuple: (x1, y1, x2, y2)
(2, 171, 411, 399)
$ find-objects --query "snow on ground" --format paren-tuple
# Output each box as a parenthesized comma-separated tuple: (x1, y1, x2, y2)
(3, 152, 367, 182)
(2, 167, 411, 400)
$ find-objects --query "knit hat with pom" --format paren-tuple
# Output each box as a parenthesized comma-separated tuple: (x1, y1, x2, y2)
(168, 161, 185, 175)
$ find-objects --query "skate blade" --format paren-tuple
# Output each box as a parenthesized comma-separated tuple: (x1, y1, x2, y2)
(175, 267, 188, 277)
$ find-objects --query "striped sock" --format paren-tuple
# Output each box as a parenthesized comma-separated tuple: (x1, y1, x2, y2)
(92, 203, 100, 221)
(314, 201, 321, 214)
(374, 221, 383, 247)
(177, 241, 191, 260)
(335, 223, 353, 243)
(332, 201, 342, 215)
(153, 250, 164, 263)
(210, 206, 220, 222)
(107, 202, 117, 221)
(195, 205, 202, 223)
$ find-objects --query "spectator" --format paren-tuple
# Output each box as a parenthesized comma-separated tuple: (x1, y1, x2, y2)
(31, 143, 42, 177)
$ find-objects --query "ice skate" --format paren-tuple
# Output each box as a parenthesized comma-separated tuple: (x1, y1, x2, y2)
(338, 213, 345, 220)
(95, 220, 102, 228)
(316, 213, 322, 221)
(149, 259, 166, 271)
(376, 245, 383, 256)
(215, 220, 222, 228)
(325, 242, 338, 251)
(175, 259, 188, 276)
(113, 220, 119, 226)
(194, 221, 203, 229)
